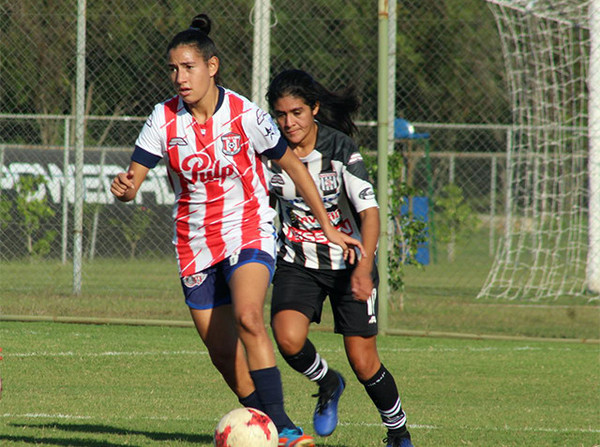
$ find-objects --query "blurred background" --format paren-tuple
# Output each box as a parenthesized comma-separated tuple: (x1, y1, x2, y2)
(1, 1, 597, 337)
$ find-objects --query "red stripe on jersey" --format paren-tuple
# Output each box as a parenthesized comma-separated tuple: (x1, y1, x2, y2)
(164, 98, 196, 274)
(192, 117, 227, 265)
(228, 94, 262, 249)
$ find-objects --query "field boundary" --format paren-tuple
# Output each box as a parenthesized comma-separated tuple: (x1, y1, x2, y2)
(2, 314, 598, 344)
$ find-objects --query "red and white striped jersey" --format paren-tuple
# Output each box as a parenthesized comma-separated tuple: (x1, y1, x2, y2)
(134, 87, 286, 277)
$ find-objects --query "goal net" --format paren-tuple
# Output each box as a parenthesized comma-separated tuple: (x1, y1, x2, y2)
(478, 0, 598, 301)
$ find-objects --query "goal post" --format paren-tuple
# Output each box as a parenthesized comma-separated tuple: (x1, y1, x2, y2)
(478, 0, 597, 301)
(586, 0, 600, 293)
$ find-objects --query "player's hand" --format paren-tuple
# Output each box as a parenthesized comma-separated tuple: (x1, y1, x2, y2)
(110, 170, 135, 199)
(322, 227, 365, 265)
(351, 265, 373, 301)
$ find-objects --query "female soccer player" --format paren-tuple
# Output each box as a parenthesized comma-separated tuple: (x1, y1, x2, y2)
(110, 16, 361, 447)
(267, 69, 415, 447)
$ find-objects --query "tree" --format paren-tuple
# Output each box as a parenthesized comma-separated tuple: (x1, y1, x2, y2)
(14, 175, 57, 258)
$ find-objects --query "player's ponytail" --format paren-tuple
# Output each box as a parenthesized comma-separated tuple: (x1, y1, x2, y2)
(189, 14, 211, 35)
(267, 69, 359, 137)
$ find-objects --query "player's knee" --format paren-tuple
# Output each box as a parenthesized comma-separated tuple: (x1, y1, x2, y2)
(349, 354, 380, 381)
(235, 310, 265, 338)
(274, 330, 304, 356)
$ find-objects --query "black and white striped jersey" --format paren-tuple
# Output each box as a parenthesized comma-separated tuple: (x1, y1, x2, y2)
(269, 123, 379, 270)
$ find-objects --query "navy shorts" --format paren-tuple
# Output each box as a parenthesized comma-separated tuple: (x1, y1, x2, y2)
(182, 249, 275, 310)
(270, 261, 379, 336)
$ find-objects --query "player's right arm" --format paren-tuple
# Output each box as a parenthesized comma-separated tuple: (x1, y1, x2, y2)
(110, 161, 150, 202)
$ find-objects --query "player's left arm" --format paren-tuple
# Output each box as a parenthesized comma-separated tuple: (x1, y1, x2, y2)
(351, 206, 380, 301)
(339, 145, 381, 301)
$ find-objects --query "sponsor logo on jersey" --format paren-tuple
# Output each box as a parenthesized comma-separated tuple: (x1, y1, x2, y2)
(348, 152, 363, 165)
(256, 109, 268, 125)
(183, 272, 207, 288)
(168, 137, 188, 147)
(270, 174, 285, 185)
(319, 172, 339, 194)
(359, 187, 375, 200)
(285, 216, 352, 242)
(221, 132, 241, 155)
(180, 154, 236, 184)
(263, 125, 276, 140)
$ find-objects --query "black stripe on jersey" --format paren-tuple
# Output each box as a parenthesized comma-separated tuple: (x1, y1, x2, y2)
(284, 239, 307, 265)
(315, 242, 333, 269)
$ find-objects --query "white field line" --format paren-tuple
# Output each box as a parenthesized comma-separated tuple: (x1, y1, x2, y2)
(7, 350, 209, 358)
(1, 413, 599, 434)
(3, 345, 585, 358)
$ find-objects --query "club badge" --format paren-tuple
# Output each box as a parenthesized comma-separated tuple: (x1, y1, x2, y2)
(221, 132, 241, 156)
(319, 172, 339, 194)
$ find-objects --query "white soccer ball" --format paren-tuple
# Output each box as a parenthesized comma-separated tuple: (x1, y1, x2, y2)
(214, 407, 278, 447)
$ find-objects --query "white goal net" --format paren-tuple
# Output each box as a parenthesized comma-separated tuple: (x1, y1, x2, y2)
(478, 0, 599, 300)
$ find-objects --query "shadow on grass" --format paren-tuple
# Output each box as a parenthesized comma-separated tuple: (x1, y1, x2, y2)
(6, 422, 346, 447)
(0, 434, 131, 447)
(6, 422, 211, 445)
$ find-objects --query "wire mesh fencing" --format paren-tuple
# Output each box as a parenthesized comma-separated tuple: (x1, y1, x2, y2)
(0, 1, 592, 309)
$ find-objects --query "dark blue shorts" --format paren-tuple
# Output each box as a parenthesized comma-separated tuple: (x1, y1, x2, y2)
(181, 249, 275, 310)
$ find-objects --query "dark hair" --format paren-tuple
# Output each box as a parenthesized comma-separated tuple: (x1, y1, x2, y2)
(266, 69, 359, 136)
(167, 14, 221, 82)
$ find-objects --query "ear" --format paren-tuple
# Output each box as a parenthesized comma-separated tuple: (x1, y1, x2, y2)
(208, 56, 219, 77)
(312, 101, 320, 117)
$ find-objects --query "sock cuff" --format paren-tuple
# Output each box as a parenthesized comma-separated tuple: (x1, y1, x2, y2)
(249, 366, 279, 382)
(360, 362, 386, 386)
(280, 338, 316, 362)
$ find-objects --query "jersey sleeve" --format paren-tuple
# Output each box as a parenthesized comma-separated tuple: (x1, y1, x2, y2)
(341, 141, 379, 213)
(243, 103, 287, 159)
(134, 104, 165, 159)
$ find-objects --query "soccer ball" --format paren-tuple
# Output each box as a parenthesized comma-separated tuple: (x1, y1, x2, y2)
(214, 407, 278, 447)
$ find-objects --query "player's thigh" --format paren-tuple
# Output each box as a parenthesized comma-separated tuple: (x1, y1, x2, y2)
(228, 262, 271, 329)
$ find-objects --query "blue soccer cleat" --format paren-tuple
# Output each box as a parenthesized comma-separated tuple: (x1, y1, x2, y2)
(312, 371, 345, 436)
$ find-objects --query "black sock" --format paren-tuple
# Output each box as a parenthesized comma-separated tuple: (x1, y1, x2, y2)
(281, 338, 337, 391)
(239, 390, 263, 412)
(360, 363, 409, 435)
(249, 366, 295, 432)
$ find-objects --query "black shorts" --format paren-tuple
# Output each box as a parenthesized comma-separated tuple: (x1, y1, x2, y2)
(270, 261, 379, 337)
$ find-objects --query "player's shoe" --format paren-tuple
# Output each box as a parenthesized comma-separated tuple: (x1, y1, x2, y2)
(278, 426, 315, 447)
(383, 431, 414, 447)
(312, 371, 345, 436)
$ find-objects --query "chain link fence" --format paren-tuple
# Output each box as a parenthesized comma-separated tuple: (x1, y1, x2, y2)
(1, 1, 589, 311)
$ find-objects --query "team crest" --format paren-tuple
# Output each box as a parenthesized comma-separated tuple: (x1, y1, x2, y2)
(183, 272, 207, 288)
(319, 172, 339, 193)
(221, 132, 241, 155)
(271, 174, 285, 185)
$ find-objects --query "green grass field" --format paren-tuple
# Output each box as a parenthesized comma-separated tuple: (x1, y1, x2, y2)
(1, 322, 598, 447)
(1, 231, 599, 446)
(1, 256, 598, 340)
